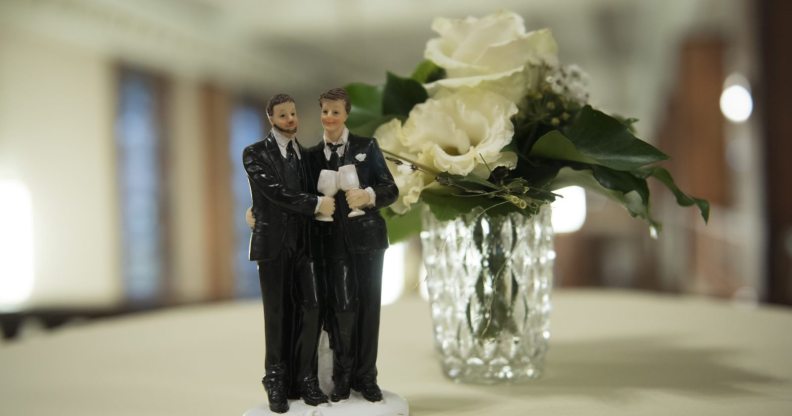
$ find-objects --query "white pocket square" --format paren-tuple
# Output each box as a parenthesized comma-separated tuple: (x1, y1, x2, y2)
(355, 153, 366, 162)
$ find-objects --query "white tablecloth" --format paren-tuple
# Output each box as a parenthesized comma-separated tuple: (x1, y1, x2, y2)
(2, 289, 791, 415)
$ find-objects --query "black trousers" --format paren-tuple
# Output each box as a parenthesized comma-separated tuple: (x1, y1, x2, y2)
(257, 246, 322, 388)
(324, 248, 385, 382)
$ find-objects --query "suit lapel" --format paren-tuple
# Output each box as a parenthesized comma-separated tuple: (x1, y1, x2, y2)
(343, 135, 359, 166)
(317, 146, 330, 170)
(263, 132, 285, 181)
(345, 135, 371, 189)
(295, 140, 311, 189)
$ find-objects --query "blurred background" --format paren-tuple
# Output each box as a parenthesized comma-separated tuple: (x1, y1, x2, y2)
(1, 0, 790, 340)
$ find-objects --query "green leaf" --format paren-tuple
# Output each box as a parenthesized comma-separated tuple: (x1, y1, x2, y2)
(564, 106, 668, 170)
(346, 83, 382, 115)
(383, 205, 423, 243)
(529, 130, 601, 165)
(411, 60, 446, 84)
(421, 189, 535, 221)
(421, 191, 491, 221)
(611, 114, 640, 134)
(641, 167, 710, 223)
(345, 75, 426, 136)
(436, 172, 500, 192)
(514, 157, 566, 189)
(548, 166, 660, 229)
(382, 72, 429, 116)
(591, 165, 650, 209)
(346, 83, 384, 134)
(348, 115, 395, 138)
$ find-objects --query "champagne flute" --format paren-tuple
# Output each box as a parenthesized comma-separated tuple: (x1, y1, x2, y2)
(338, 164, 365, 217)
(316, 169, 338, 222)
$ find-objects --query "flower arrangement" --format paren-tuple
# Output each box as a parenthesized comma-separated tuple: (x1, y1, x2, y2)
(345, 10, 709, 240)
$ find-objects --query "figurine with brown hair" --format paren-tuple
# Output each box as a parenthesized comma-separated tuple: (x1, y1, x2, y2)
(307, 87, 398, 402)
(242, 93, 335, 413)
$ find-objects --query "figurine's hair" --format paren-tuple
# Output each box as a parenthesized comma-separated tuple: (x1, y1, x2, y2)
(266, 93, 295, 116)
(318, 88, 351, 114)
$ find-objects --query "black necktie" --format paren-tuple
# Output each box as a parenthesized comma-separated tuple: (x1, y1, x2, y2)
(327, 142, 343, 170)
(286, 140, 300, 175)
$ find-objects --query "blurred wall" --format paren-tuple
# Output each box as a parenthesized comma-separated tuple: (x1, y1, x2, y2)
(0, 28, 120, 308)
(168, 76, 209, 303)
(0, 0, 772, 310)
(0, 24, 213, 308)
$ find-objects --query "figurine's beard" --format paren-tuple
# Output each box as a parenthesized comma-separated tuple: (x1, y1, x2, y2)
(274, 125, 297, 135)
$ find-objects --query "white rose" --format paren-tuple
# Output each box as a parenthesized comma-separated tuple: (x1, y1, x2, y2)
(375, 89, 519, 214)
(407, 89, 518, 177)
(375, 119, 431, 214)
(390, 165, 429, 214)
(424, 11, 558, 103)
(378, 89, 518, 179)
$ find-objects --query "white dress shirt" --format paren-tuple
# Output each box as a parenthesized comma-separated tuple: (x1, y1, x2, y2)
(272, 128, 302, 159)
(270, 129, 322, 214)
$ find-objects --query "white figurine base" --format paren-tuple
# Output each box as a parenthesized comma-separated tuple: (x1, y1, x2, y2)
(242, 390, 409, 416)
(246, 332, 408, 415)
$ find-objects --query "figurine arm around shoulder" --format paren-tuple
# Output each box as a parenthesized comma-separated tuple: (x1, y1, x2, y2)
(243, 146, 329, 217)
(246, 197, 334, 228)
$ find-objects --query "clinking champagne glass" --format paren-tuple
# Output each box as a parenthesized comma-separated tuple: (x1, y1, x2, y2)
(316, 169, 338, 222)
(338, 164, 365, 218)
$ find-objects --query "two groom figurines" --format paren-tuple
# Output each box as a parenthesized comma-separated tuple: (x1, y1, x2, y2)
(242, 88, 397, 413)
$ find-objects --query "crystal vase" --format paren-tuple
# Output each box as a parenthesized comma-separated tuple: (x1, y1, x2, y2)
(421, 206, 555, 383)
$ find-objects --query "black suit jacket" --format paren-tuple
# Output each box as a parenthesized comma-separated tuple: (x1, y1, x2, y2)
(243, 132, 318, 261)
(307, 133, 398, 254)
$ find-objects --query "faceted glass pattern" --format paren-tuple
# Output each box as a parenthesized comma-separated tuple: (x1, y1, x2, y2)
(421, 206, 555, 383)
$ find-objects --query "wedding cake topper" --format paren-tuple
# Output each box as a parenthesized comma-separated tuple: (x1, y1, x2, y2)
(244, 89, 404, 415)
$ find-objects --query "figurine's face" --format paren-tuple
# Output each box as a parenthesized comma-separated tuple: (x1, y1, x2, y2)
(269, 101, 298, 137)
(320, 99, 348, 138)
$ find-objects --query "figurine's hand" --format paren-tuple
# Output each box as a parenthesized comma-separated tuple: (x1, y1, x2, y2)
(245, 207, 256, 228)
(346, 189, 370, 209)
(318, 196, 335, 216)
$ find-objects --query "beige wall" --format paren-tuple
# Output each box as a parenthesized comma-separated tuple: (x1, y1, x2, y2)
(0, 27, 215, 307)
(169, 78, 208, 302)
(0, 28, 121, 308)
